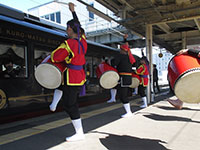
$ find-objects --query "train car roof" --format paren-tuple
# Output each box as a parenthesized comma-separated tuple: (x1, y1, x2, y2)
(0, 4, 119, 54)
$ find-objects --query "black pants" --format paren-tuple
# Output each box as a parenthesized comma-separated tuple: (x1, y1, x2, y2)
(116, 75, 131, 104)
(59, 85, 80, 120)
(138, 85, 146, 97)
(117, 85, 129, 104)
(153, 80, 160, 93)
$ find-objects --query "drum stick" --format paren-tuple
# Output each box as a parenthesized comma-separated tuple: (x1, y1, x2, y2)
(41, 55, 51, 63)
(54, 0, 76, 6)
(54, 0, 124, 36)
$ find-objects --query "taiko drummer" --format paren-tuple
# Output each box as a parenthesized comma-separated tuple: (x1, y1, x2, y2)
(49, 2, 87, 142)
(110, 34, 136, 118)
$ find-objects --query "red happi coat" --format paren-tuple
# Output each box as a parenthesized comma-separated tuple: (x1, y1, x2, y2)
(51, 35, 87, 86)
(136, 64, 149, 87)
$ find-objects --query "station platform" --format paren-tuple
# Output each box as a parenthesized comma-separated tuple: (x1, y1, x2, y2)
(1, 90, 200, 150)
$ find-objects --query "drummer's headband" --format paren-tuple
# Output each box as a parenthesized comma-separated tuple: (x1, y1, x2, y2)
(120, 44, 130, 52)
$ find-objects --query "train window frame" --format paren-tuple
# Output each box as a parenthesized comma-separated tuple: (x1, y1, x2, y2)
(84, 56, 103, 95)
(0, 39, 28, 79)
(33, 44, 55, 68)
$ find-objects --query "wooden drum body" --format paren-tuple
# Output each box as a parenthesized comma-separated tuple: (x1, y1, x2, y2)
(168, 54, 200, 103)
(96, 62, 119, 89)
(129, 72, 140, 88)
(35, 55, 66, 89)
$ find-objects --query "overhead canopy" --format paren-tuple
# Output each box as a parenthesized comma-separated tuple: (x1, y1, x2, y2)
(95, 0, 200, 54)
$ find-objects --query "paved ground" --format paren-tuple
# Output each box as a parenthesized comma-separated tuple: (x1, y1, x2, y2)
(1, 90, 200, 150)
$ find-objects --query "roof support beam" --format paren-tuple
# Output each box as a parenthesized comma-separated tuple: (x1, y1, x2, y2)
(150, 14, 200, 25)
(148, 0, 172, 34)
(117, 0, 134, 10)
(176, 0, 191, 5)
(182, 32, 187, 49)
(162, 0, 167, 5)
(156, 30, 200, 41)
(94, 0, 120, 13)
(194, 18, 200, 31)
(151, 0, 167, 4)
(156, 23, 171, 33)
(151, 0, 156, 4)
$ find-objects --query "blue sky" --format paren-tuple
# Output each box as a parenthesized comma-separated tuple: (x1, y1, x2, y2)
(0, 0, 52, 12)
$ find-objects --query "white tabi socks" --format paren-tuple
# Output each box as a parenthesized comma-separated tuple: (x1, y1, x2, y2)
(121, 103, 133, 118)
(49, 89, 63, 111)
(140, 97, 148, 108)
(66, 118, 85, 142)
(107, 89, 117, 103)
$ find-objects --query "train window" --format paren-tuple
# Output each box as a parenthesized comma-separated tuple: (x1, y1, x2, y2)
(92, 57, 101, 78)
(34, 49, 50, 68)
(85, 56, 101, 78)
(85, 56, 92, 78)
(84, 56, 103, 95)
(0, 42, 28, 78)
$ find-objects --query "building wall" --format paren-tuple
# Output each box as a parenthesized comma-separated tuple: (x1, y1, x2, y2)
(28, 0, 118, 32)
(153, 50, 173, 81)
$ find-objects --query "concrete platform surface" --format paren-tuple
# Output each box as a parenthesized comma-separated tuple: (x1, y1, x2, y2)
(1, 94, 200, 150)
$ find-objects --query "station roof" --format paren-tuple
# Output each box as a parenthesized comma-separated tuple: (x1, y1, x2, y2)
(95, 0, 200, 54)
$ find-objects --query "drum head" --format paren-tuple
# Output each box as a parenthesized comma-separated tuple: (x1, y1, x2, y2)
(35, 63, 62, 89)
(100, 71, 119, 89)
(174, 70, 200, 103)
(129, 78, 140, 88)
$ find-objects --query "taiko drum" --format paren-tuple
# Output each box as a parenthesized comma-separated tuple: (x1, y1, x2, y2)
(96, 62, 119, 89)
(35, 55, 67, 89)
(129, 72, 140, 88)
(168, 54, 200, 103)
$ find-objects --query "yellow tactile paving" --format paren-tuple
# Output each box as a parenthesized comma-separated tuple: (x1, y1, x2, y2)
(0, 128, 42, 144)
(33, 119, 70, 130)
(0, 98, 141, 145)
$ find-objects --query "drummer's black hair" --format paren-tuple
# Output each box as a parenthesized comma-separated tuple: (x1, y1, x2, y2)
(140, 56, 146, 61)
(67, 19, 80, 33)
(67, 19, 85, 36)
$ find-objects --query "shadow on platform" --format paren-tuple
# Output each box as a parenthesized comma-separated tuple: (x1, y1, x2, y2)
(154, 105, 200, 111)
(136, 112, 200, 124)
(0, 106, 140, 150)
(93, 131, 170, 150)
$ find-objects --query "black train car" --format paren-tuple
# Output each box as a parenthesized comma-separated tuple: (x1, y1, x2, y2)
(0, 4, 127, 123)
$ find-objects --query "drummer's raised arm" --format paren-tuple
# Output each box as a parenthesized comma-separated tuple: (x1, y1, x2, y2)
(176, 49, 188, 55)
(123, 34, 129, 46)
(69, 2, 79, 22)
(176, 49, 200, 58)
(187, 49, 200, 58)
